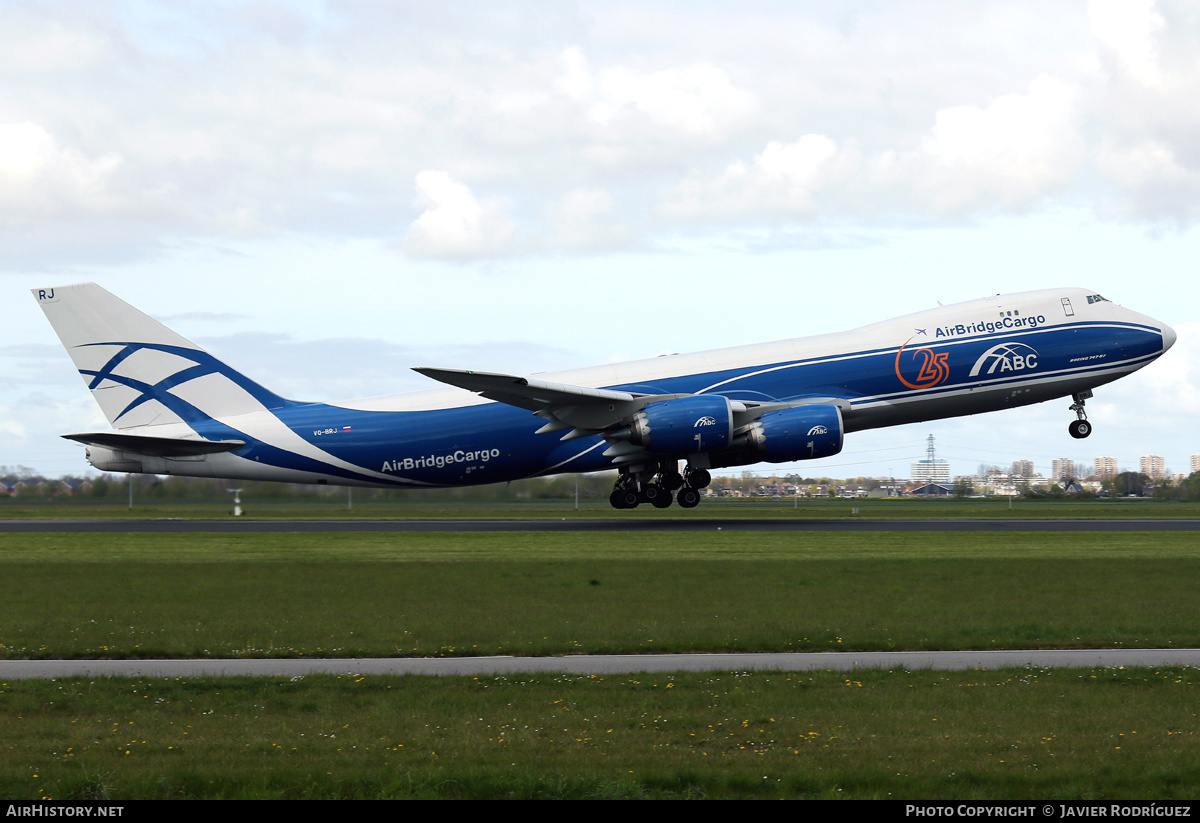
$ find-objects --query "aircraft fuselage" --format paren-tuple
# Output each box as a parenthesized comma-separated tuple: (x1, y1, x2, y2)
(36, 285, 1175, 505)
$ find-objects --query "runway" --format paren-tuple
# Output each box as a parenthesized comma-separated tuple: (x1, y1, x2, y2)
(3, 649, 1199, 680)
(3, 518, 1200, 532)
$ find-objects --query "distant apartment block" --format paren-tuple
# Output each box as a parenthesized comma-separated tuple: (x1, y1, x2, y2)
(911, 459, 950, 483)
(1012, 459, 1034, 477)
(1191, 454, 1200, 475)
(1140, 455, 1165, 479)
(1052, 458, 1076, 482)
(1094, 456, 1119, 479)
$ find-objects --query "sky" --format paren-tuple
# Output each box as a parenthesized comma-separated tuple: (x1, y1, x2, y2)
(2, 0, 1197, 484)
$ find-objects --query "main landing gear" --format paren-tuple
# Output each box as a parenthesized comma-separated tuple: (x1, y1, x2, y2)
(1068, 390, 1093, 439)
(609, 463, 711, 509)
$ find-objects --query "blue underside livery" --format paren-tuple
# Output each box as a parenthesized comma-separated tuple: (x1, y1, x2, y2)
(34, 283, 1175, 506)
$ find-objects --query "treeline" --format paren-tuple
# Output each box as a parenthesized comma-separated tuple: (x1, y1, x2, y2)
(0, 465, 622, 503)
(1138, 471, 1200, 500)
(1022, 471, 1200, 500)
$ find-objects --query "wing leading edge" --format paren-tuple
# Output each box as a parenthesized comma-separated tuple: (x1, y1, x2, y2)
(413, 366, 692, 436)
(412, 367, 644, 410)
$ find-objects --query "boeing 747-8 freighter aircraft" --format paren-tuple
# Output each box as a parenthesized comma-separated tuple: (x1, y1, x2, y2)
(35, 284, 1175, 508)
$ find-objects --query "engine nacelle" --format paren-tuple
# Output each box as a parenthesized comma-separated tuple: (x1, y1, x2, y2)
(742, 404, 844, 462)
(628, 395, 734, 455)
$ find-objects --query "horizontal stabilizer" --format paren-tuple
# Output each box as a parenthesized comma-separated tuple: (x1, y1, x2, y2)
(62, 431, 246, 457)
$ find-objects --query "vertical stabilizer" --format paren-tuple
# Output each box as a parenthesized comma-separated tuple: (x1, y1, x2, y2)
(34, 283, 293, 430)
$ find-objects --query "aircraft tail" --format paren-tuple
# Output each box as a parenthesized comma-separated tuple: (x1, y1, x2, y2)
(34, 283, 295, 430)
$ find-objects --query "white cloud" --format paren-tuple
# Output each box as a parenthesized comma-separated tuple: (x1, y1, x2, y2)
(664, 76, 1086, 223)
(1095, 138, 1189, 189)
(1089, 0, 1167, 88)
(402, 170, 518, 259)
(6, 2, 1200, 266)
(588, 63, 756, 141)
(666, 134, 858, 219)
(556, 46, 592, 100)
(1084, 1, 1200, 222)
(916, 76, 1087, 213)
(0, 5, 115, 75)
(0, 122, 124, 220)
(0, 3, 1197, 263)
(552, 187, 635, 250)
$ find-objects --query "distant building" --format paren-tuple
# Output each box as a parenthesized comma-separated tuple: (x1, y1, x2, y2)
(872, 481, 905, 498)
(1140, 455, 1165, 480)
(1191, 454, 1200, 475)
(909, 482, 954, 497)
(1094, 456, 1118, 479)
(1052, 458, 1076, 482)
(1012, 459, 1034, 477)
(911, 459, 950, 483)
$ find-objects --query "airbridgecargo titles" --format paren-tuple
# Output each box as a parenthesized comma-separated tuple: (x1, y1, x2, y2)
(35, 284, 1175, 510)
(382, 449, 502, 472)
(935, 313, 1048, 338)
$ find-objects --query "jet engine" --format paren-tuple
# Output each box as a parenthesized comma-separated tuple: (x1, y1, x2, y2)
(624, 394, 735, 455)
(740, 404, 844, 462)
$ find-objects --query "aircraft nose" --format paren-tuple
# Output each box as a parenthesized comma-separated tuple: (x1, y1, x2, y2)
(1161, 321, 1177, 352)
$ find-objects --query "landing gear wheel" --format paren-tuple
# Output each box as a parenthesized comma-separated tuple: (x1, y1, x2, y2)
(677, 487, 701, 508)
(1069, 419, 1091, 439)
(686, 468, 711, 489)
(650, 489, 674, 508)
(609, 488, 640, 509)
(659, 471, 684, 492)
(643, 484, 666, 505)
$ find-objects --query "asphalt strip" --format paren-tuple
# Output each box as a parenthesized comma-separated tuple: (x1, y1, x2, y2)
(3, 518, 1200, 532)
(3, 649, 1199, 680)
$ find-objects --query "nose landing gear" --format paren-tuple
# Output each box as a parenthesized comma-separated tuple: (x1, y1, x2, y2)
(1068, 390, 1092, 439)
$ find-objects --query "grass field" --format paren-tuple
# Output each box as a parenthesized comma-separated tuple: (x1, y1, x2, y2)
(2, 525, 1199, 799)
(2, 531, 1199, 659)
(5, 666, 1199, 800)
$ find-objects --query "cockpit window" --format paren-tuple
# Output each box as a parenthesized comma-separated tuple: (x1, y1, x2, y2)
(1086, 294, 1110, 304)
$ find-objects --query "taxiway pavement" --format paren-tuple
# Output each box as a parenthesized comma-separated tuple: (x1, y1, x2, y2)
(3, 518, 1200, 532)
(3, 649, 1199, 680)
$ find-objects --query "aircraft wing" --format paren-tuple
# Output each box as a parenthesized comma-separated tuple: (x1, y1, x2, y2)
(414, 367, 648, 411)
(413, 367, 691, 435)
(62, 431, 246, 457)
(412, 367, 848, 441)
